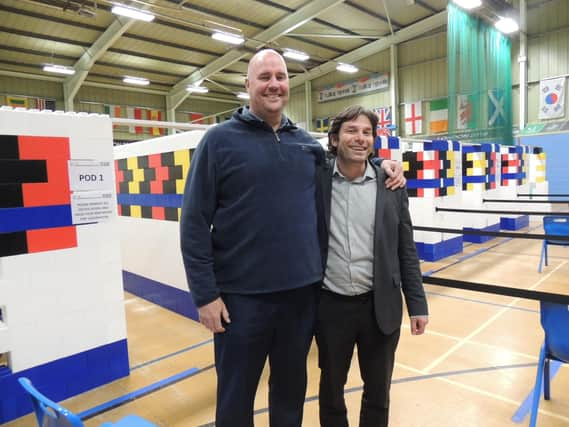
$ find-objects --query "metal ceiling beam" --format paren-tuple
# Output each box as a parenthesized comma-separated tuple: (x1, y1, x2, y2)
(166, 0, 346, 112)
(63, 15, 135, 111)
(289, 10, 447, 89)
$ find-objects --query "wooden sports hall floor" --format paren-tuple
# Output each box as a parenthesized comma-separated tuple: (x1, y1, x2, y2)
(6, 219, 569, 427)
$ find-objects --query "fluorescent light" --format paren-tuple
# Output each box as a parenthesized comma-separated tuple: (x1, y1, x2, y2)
(495, 17, 519, 34)
(336, 63, 358, 73)
(212, 31, 244, 45)
(43, 64, 75, 75)
(283, 49, 309, 62)
(187, 85, 209, 93)
(123, 76, 150, 86)
(237, 92, 250, 100)
(111, 5, 155, 22)
(452, 0, 482, 9)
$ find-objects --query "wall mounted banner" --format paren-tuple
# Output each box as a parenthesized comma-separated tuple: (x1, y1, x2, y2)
(318, 73, 389, 103)
(539, 77, 565, 119)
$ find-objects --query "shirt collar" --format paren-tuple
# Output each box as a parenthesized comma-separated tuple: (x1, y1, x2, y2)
(333, 159, 375, 183)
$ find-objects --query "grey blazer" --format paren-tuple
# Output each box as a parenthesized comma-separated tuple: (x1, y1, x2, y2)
(316, 158, 428, 334)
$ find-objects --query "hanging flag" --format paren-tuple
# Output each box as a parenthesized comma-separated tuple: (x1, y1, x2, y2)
(190, 112, 204, 124)
(104, 104, 122, 129)
(539, 77, 565, 119)
(126, 107, 135, 133)
(34, 98, 46, 110)
(429, 98, 448, 133)
(6, 96, 28, 108)
(488, 89, 505, 127)
(404, 102, 422, 135)
(315, 117, 330, 132)
(134, 108, 144, 134)
(457, 94, 474, 130)
(373, 107, 391, 129)
(147, 109, 163, 136)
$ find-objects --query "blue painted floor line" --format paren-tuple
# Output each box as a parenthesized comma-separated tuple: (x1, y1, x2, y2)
(511, 360, 562, 423)
(131, 338, 214, 370)
(79, 365, 214, 420)
(197, 362, 538, 426)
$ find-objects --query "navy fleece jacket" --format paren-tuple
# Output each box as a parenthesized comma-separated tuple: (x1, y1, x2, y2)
(180, 107, 324, 307)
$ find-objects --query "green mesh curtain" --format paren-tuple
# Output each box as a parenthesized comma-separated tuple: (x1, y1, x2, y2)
(447, 3, 513, 145)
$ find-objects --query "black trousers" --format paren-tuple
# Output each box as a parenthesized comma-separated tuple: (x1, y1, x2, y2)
(214, 284, 318, 427)
(316, 289, 400, 427)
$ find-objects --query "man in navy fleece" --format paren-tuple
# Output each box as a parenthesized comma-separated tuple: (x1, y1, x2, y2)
(180, 49, 405, 427)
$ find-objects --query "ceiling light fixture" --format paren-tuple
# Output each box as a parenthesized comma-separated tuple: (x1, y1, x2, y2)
(452, 0, 482, 9)
(212, 31, 244, 45)
(43, 64, 76, 75)
(336, 63, 358, 73)
(111, 5, 155, 22)
(283, 49, 309, 62)
(237, 92, 250, 100)
(187, 85, 209, 93)
(495, 17, 519, 34)
(123, 76, 150, 86)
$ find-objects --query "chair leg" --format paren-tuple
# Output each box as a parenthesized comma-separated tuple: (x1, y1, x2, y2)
(538, 241, 546, 273)
(544, 242, 548, 267)
(544, 358, 551, 400)
(529, 345, 547, 427)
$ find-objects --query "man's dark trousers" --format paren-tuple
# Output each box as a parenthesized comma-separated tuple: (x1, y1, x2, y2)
(214, 284, 318, 427)
(316, 289, 400, 427)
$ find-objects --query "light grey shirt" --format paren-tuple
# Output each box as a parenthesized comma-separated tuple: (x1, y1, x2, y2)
(323, 161, 376, 296)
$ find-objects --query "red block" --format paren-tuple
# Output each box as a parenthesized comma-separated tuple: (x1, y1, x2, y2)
(19, 136, 71, 207)
(27, 226, 77, 253)
(148, 154, 162, 168)
(152, 206, 166, 220)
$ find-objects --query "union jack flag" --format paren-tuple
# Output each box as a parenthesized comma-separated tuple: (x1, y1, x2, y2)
(373, 107, 391, 129)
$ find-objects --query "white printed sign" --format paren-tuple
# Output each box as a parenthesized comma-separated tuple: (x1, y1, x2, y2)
(71, 191, 114, 224)
(68, 160, 114, 191)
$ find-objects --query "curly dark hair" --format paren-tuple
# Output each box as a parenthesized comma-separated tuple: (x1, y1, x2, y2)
(327, 105, 378, 156)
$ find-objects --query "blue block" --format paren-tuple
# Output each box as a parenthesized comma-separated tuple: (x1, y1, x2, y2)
(500, 215, 529, 230)
(463, 223, 501, 243)
(123, 270, 199, 321)
(416, 236, 463, 261)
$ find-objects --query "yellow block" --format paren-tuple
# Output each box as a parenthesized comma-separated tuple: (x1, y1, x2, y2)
(403, 161, 410, 172)
(174, 149, 191, 177)
(472, 159, 487, 168)
(466, 183, 474, 191)
(176, 179, 185, 194)
(133, 168, 145, 182)
(447, 186, 455, 196)
(537, 176, 546, 183)
(446, 169, 454, 178)
(130, 205, 142, 218)
(537, 165, 545, 172)
(177, 208, 182, 221)
(128, 181, 140, 194)
(538, 153, 546, 160)
(127, 156, 138, 170)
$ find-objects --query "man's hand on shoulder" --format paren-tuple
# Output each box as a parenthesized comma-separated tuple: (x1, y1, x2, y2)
(380, 159, 406, 190)
(198, 297, 231, 333)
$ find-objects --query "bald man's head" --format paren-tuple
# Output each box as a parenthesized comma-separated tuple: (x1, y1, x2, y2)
(245, 49, 290, 128)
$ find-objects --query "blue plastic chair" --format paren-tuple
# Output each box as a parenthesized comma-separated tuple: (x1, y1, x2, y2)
(538, 216, 569, 272)
(18, 377, 156, 427)
(529, 302, 569, 426)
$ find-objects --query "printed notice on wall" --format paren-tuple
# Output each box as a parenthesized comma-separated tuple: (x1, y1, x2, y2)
(71, 191, 114, 224)
(68, 160, 114, 191)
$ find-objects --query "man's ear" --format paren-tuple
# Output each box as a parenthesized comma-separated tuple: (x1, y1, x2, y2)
(245, 79, 250, 91)
(329, 134, 339, 147)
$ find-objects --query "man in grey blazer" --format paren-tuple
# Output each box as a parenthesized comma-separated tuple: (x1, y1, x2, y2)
(315, 105, 429, 427)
